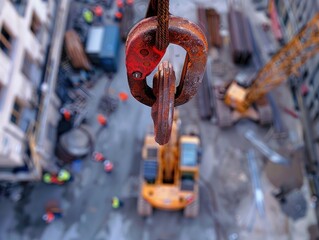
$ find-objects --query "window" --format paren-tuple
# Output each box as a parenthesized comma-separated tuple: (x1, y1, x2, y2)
(298, 15, 302, 23)
(21, 50, 41, 85)
(30, 12, 42, 40)
(181, 143, 198, 166)
(11, 99, 23, 125)
(0, 25, 14, 56)
(1, 136, 10, 155)
(21, 51, 34, 80)
(10, 0, 27, 16)
(10, 98, 31, 132)
(283, 14, 289, 26)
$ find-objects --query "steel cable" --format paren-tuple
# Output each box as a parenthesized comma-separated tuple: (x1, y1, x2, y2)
(155, 0, 169, 50)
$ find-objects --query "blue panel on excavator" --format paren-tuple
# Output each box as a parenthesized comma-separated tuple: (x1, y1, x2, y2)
(143, 160, 158, 183)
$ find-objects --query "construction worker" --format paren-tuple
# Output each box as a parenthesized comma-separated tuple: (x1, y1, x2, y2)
(42, 211, 55, 224)
(93, 151, 105, 162)
(43, 201, 63, 223)
(51, 175, 63, 185)
(43, 172, 65, 185)
(112, 196, 123, 209)
(83, 9, 94, 24)
(104, 160, 114, 173)
(114, 11, 123, 22)
(57, 169, 71, 182)
(118, 92, 128, 102)
(94, 5, 103, 23)
(60, 108, 72, 121)
(43, 173, 52, 184)
(116, 0, 124, 8)
(97, 114, 108, 127)
(94, 5, 103, 17)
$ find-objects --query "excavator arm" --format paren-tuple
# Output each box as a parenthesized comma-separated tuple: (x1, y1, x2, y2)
(224, 13, 319, 112)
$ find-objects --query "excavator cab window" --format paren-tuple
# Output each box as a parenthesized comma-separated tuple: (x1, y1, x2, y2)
(146, 147, 158, 159)
(181, 143, 198, 167)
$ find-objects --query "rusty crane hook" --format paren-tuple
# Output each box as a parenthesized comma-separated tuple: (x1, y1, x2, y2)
(125, 16, 208, 107)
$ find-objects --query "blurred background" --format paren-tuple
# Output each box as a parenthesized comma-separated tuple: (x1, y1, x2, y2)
(0, 0, 319, 239)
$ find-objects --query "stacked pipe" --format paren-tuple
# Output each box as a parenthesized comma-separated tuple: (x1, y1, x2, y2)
(206, 8, 223, 48)
(197, 69, 213, 120)
(228, 6, 253, 65)
(196, 7, 213, 120)
(197, 7, 208, 35)
(120, 2, 134, 41)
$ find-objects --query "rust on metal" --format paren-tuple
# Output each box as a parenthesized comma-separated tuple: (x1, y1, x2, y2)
(125, 16, 208, 107)
(151, 61, 176, 145)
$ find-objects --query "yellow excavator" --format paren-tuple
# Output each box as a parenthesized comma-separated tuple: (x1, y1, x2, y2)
(138, 111, 201, 217)
(214, 13, 319, 127)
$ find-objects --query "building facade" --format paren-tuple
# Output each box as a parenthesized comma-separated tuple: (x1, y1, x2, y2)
(271, 0, 319, 202)
(0, 0, 70, 181)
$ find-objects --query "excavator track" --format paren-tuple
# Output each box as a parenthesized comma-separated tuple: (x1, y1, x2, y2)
(183, 194, 199, 218)
(137, 194, 153, 217)
(137, 177, 153, 216)
(213, 87, 233, 127)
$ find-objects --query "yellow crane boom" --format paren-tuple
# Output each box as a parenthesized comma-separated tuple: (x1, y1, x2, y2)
(224, 13, 319, 113)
